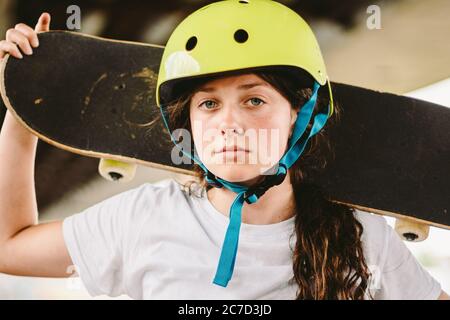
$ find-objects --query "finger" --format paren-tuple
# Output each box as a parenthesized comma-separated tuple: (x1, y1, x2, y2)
(34, 12, 51, 33)
(0, 40, 23, 59)
(14, 23, 39, 48)
(5, 29, 33, 55)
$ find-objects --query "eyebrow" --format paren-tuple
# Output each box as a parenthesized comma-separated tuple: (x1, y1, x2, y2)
(196, 82, 268, 93)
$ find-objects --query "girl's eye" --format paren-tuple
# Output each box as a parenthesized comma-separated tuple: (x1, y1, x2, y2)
(199, 100, 217, 109)
(248, 97, 265, 107)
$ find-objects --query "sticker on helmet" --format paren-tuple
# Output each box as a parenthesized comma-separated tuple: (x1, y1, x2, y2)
(165, 51, 200, 79)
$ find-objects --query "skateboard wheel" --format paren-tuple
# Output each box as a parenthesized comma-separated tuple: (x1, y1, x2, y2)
(394, 218, 430, 242)
(98, 159, 137, 183)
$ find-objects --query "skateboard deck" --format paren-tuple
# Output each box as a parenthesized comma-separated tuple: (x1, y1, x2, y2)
(1, 31, 449, 237)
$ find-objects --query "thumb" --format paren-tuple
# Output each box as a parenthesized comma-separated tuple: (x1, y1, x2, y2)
(35, 12, 51, 33)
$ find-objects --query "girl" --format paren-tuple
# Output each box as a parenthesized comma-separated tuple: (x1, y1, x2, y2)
(0, 1, 448, 300)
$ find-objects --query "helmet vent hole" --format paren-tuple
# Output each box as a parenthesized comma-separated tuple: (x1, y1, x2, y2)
(185, 36, 197, 51)
(239, 0, 249, 4)
(234, 29, 248, 43)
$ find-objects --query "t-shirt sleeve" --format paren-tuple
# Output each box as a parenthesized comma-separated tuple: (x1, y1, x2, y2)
(373, 223, 442, 300)
(62, 183, 149, 297)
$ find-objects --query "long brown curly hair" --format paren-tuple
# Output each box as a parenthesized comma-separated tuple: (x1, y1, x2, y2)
(162, 67, 372, 300)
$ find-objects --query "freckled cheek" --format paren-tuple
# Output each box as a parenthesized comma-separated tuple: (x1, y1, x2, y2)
(254, 119, 291, 157)
(189, 110, 204, 144)
(190, 119, 216, 159)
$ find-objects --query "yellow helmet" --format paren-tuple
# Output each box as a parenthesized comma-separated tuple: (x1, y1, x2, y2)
(156, 0, 333, 116)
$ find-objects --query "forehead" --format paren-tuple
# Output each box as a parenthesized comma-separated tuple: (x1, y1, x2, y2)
(195, 73, 273, 93)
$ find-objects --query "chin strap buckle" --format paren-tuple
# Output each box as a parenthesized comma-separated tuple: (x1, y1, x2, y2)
(205, 171, 223, 188)
(243, 164, 287, 204)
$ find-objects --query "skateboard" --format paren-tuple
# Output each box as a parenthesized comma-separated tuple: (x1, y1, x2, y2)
(1, 31, 449, 241)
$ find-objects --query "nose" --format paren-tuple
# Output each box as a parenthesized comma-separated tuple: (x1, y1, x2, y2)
(217, 105, 244, 137)
(221, 127, 244, 137)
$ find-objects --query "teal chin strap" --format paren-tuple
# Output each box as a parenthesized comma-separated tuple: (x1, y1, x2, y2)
(159, 81, 330, 287)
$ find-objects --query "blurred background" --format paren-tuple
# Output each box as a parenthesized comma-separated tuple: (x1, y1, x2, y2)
(0, 0, 449, 299)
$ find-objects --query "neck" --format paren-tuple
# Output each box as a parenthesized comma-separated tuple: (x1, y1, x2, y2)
(206, 173, 296, 225)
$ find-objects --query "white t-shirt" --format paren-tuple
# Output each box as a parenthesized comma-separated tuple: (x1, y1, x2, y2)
(62, 178, 442, 300)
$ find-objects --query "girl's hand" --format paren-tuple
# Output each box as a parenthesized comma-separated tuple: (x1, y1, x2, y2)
(0, 12, 51, 60)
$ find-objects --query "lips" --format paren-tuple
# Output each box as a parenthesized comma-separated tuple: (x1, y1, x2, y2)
(215, 146, 249, 154)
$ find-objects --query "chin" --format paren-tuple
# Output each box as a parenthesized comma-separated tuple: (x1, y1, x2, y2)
(207, 164, 266, 184)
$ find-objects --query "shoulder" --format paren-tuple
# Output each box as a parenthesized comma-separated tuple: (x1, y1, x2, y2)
(118, 178, 193, 218)
(142, 178, 182, 195)
(353, 210, 443, 299)
(126, 178, 190, 205)
(68, 178, 192, 226)
(123, 178, 204, 220)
